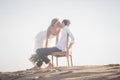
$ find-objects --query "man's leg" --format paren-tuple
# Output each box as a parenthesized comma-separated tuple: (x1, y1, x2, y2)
(36, 47, 61, 65)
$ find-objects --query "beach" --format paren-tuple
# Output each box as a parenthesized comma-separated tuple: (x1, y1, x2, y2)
(0, 64, 120, 80)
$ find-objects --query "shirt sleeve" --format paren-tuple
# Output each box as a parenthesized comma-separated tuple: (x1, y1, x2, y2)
(66, 27, 75, 44)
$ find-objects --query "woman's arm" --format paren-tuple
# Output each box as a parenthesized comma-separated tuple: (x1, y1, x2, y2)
(55, 28, 61, 44)
(46, 26, 54, 47)
(46, 28, 50, 48)
(56, 34, 59, 45)
(45, 36, 48, 48)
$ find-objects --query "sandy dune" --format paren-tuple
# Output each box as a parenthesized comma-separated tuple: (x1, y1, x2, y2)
(0, 64, 120, 80)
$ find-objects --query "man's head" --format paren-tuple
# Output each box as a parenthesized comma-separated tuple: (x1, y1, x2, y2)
(62, 19, 71, 26)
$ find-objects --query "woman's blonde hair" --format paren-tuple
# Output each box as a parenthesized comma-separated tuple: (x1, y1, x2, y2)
(47, 18, 59, 33)
(50, 18, 59, 27)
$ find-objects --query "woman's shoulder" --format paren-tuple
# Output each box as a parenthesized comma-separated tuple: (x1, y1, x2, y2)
(37, 30, 47, 35)
(35, 30, 47, 38)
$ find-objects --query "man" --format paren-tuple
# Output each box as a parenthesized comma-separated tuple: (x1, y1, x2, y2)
(36, 19, 75, 67)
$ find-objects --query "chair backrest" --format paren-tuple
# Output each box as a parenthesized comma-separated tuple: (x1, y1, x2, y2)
(54, 33, 72, 55)
(66, 33, 69, 51)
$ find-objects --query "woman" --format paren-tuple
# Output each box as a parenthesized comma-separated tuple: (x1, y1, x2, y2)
(30, 18, 62, 68)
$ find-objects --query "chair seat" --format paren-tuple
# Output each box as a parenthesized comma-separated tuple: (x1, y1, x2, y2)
(52, 51, 71, 57)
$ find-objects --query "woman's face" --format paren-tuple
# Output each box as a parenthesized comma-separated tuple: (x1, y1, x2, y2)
(49, 21, 62, 36)
(51, 26, 61, 36)
(54, 27, 61, 35)
(55, 21, 62, 28)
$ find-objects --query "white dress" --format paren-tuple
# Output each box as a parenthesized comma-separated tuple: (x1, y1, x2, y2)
(32, 30, 56, 54)
(32, 30, 56, 68)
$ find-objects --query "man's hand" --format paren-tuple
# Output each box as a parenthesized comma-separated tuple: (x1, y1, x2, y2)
(68, 43, 74, 50)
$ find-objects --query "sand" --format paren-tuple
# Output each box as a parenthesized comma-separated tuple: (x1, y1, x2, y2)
(0, 64, 120, 80)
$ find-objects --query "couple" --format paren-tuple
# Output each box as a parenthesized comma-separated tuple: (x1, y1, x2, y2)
(32, 18, 75, 68)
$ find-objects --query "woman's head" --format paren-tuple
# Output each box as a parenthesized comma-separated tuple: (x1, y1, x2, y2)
(47, 18, 62, 37)
(50, 18, 62, 28)
(50, 18, 59, 26)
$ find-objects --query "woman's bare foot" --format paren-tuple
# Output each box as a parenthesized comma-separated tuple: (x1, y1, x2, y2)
(47, 62, 54, 68)
(29, 65, 39, 70)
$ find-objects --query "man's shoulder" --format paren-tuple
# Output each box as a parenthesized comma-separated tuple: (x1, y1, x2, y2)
(63, 26, 69, 29)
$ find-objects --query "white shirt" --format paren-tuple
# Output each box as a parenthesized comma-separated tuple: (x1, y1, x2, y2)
(56, 26, 75, 51)
(32, 30, 55, 54)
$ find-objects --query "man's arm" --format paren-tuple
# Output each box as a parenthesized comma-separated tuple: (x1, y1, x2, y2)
(67, 28, 75, 49)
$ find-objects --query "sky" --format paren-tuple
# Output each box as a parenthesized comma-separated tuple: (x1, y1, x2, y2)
(0, 0, 120, 72)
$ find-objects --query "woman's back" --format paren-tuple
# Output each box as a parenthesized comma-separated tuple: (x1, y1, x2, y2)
(32, 30, 56, 54)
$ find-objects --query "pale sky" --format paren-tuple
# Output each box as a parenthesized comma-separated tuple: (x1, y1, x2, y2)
(0, 0, 120, 72)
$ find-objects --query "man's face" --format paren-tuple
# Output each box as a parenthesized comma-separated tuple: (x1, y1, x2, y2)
(67, 22, 70, 26)
(62, 23, 65, 27)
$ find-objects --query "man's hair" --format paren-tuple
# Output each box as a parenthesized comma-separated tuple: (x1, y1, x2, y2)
(62, 19, 71, 25)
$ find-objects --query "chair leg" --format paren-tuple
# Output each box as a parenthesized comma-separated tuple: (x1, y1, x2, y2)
(52, 56, 54, 67)
(70, 55, 73, 67)
(67, 56, 70, 67)
(56, 57, 58, 67)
